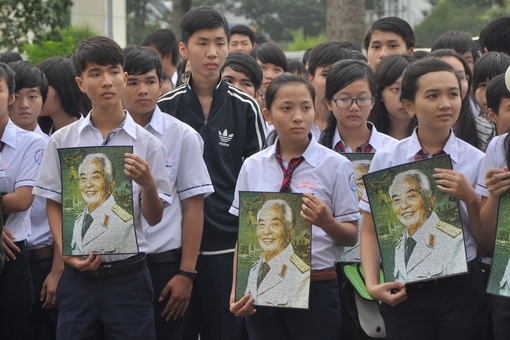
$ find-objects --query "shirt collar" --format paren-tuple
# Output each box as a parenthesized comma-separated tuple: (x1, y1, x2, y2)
(78, 110, 138, 141)
(2, 119, 17, 149)
(406, 128, 458, 164)
(187, 73, 223, 92)
(267, 135, 319, 168)
(332, 122, 379, 151)
(146, 106, 164, 136)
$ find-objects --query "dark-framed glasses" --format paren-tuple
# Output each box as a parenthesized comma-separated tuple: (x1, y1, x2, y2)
(332, 96, 375, 108)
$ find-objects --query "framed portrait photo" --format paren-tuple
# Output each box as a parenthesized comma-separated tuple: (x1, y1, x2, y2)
(487, 191, 510, 298)
(235, 191, 312, 309)
(362, 155, 468, 284)
(58, 146, 138, 256)
(338, 153, 374, 263)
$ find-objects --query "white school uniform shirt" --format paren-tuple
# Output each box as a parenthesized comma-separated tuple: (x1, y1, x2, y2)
(229, 136, 361, 270)
(27, 125, 52, 249)
(0, 119, 46, 241)
(143, 106, 214, 253)
(360, 128, 484, 262)
(475, 133, 507, 198)
(33, 111, 172, 262)
(332, 122, 397, 152)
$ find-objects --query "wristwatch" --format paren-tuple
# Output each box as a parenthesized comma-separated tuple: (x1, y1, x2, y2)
(177, 269, 197, 280)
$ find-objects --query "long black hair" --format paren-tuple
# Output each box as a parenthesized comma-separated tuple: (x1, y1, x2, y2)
(368, 54, 416, 137)
(319, 59, 375, 149)
(425, 49, 479, 149)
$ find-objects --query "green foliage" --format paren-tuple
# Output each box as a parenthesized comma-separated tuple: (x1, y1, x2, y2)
(126, 0, 171, 45)
(193, 0, 326, 43)
(286, 30, 325, 51)
(414, 0, 509, 47)
(22, 26, 97, 65)
(0, 0, 73, 50)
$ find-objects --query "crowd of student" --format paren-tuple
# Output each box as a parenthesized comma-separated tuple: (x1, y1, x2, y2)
(1, 4, 510, 340)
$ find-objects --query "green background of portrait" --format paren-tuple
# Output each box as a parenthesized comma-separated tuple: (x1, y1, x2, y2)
(58, 146, 134, 256)
(235, 192, 311, 301)
(363, 155, 463, 283)
(487, 192, 510, 296)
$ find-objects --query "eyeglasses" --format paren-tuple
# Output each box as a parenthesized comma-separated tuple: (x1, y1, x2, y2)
(332, 97, 375, 108)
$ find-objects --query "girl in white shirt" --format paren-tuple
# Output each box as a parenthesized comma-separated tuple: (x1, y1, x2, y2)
(230, 73, 360, 339)
(360, 58, 489, 340)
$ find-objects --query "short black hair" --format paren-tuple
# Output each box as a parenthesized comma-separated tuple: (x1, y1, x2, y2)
(180, 6, 230, 45)
(222, 52, 262, 91)
(307, 42, 360, 77)
(8, 60, 48, 104)
(142, 29, 179, 67)
(230, 25, 255, 45)
(487, 74, 510, 116)
(249, 42, 288, 72)
(70, 36, 124, 77)
(124, 45, 163, 80)
(0, 52, 22, 64)
(0, 62, 16, 95)
(288, 59, 307, 78)
(431, 31, 476, 57)
(364, 17, 415, 51)
(254, 32, 269, 45)
(472, 51, 510, 90)
(479, 16, 510, 55)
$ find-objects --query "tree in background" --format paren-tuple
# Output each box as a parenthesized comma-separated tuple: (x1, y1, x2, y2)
(126, 0, 179, 45)
(327, 0, 365, 47)
(194, 0, 326, 42)
(23, 26, 97, 65)
(0, 0, 73, 51)
(414, 0, 509, 47)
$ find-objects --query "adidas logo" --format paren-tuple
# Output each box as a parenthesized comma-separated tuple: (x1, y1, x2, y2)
(218, 129, 234, 147)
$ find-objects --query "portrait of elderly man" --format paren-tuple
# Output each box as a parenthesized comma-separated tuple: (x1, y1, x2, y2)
(71, 153, 138, 255)
(390, 169, 466, 282)
(245, 199, 310, 308)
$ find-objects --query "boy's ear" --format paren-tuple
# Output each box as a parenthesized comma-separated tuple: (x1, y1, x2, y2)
(307, 72, 315, 83)
(7, 93, 14, 106)
(402, 99, 414, 115)
(75, 76, 86, 93)
(487, 108, 498, 123)
(178, 42, 188, 60)
(406, 47, 414, 56)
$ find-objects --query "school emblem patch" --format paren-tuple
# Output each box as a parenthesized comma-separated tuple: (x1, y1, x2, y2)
(34, 149, 44, 165)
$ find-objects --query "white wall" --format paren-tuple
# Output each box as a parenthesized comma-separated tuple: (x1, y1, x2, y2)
(71, 0, 127, 47)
